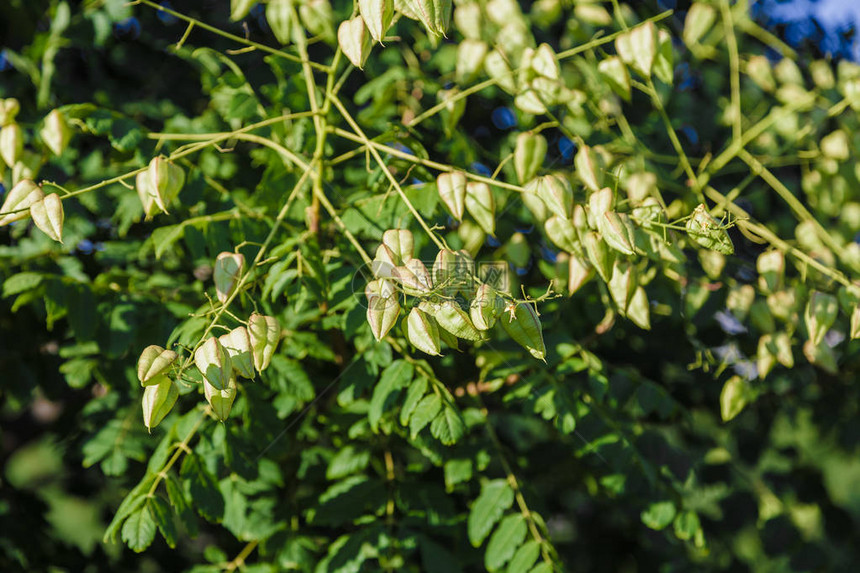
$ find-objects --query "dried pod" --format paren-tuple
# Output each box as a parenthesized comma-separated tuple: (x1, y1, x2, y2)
(214, 252, 245, 303)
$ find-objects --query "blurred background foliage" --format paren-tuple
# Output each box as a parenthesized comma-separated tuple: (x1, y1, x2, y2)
(2, 0, 860, 571)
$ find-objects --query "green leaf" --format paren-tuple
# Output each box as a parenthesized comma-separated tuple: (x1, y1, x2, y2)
(2, 272, 44, 298)
(409, 393, 442, 439)
(430, 405, 466, 445)
(507, 540, 541, 573)
(181, 453, 225, 522)
(121, 505, 157, 552)
(148, 495, 177, 548)
(485, 514, 527, 571)
(369, 359, 413, 431)
(399, 376, 428, 425)
(641, 501, 676, 530)
(152, 224, 186, 260)
(468, 479, 515, 546)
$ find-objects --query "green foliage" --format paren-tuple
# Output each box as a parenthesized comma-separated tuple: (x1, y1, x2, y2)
(4, 0, 860, 571)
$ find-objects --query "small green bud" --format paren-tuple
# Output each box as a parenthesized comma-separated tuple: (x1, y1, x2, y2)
(142, 377, 179, 431)
(137, 344, 179, 386)
(29, 193, 64, 243)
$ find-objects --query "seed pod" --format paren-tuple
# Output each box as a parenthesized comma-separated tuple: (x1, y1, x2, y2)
(531, 174, 572, 219)
(437, 171, 467, 220)
(338, 17, 373, 69)
(214, 252, 245, 303)
(747, 55, 776, 92)
(195, 336, 233, 391)
(757, 250, 784, 293)
(204, 376, 237, 421)
(575, 145, 604, 192)
(392, 258, 433, 292)
(0, 123, 23, 168)
(0, 98, 20, 126)
(142, 377, 179, 431)
(683, 2, 717, 47)
(433, 248, 472, 293)
(568, 253, 594, 295)
(40, 109, 72, 156)
(135, 170, 159, 219)
(599, 211, 636, 256)
(300, 0, 336, 44)
(433, 300, 483, 341)
(531, 43, 560, 79)
(407, 307, 441, 355)
(137, 344, 179, 386)
(583, 230, 614, 282)
(654, 28, 674, 85)
(587, 187, 613, 227)
(685, 204, 734, 255)
(629, 22, 657, 77)
(248, 313, 280, 372)
(266, 0, 293, 44)
(382, 228, 414, 263)
(29, 193, 64, 243)
(398, 0, 452, 36)
(218, 326, 255, 379)
(598, 56, 631, 101)
(465, 181, 495, 236)
(147, 157, 185, 213)
(454, 1, 481, 39)
(230, 0, 256, 20)
(522, 188, 549, 223)
(360, 0, 394, 43)
(608, 261, 637, 313)
(366, 278, 400, 341)
(456, 39, 487, 83)
(627, 286, 651, 330)
(507, 232, 530, 268)
(470, 283, 502, 330)
(514, 132, 547, 184)
(372, 244, 399, 279)
(500, 303, 546, 361)
(805, 291, 838, 346)
(484, 49, 517, 93)
(719, 375, 749, 422)
(544, 215, 579, 252)
(0, 179, 44, 226)
(803, 339, 838, 374)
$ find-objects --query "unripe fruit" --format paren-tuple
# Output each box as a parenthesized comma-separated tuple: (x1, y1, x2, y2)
(500, 303, 546, 361)
(514, 132, 547, 184)
(194, 337, 233, 391)
(465, 182, 495, 236)
(407, 307, 441, 356)
(0, 123, 23, 168)
(137, 345, 179, 386)
(142, 377, 179, 431)
(248, 313, 280, 372)
(214, 252, 245, 303)
(218, 326, 255, 379)
(30, 193, 65, 243)
(40, 109, 72, 156)
(204, 376, 237, 421)
(437, 171, 467, 221)
(338, 17, 373, 69)
(0, 179, 44, 226)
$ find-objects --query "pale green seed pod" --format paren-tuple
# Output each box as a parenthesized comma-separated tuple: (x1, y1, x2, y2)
(456, 39, 488, 83)
(432, 249, 472, 293)
(599, 211, 636, 256)
(0, 98, 20, 127)
(397, 0, 452, 36)
(12, 150, 41, 185)
(300, 0, 336, 44)
(544, 215, 579, 252)
(757, 250, 785, 293)
(382, 229, 414, 263)
(137, 344, 179, 386)
(372, 243, 399, 279)
(407, 307, 441, 355)
(629, 22, 657, 77)
(507, 232, 530, 268)
(338, 16, 373, 69)
(515, 132, 547, 184)
(266, 0, 293, 44)
(432, 300, 482, 341)
(627, 286, 651, 330)
(29, 193, 64, 243)
(135, 170, 160, 219)
(567, 253, 594, 295)
(575, 145, 604, 193)
(803, 339, 837, 374)
(500, 303, 546, 361)
(587, 187, 613, 228)
(438, 87, 466, 136)
(214, 252, 245, 304)
(0, 179, 44, 226)
(719, 375, 749, 422)
(533, 174, 572, 219)
(747, 55, 776, 92)
(522, 188, 549, 223)
(142, 377, 179, 431)
(654, 28, 674, 85)
(470, 283, 502, 331)
(230, 0, 256, 20)
(195, 336, 233, 391)
(465, 182, 495, 236)
(148, 157, 185, 213)
(204, 376, 237, 421)
(454, 2, 482, 39)
(484, 49, 517, 94)
(437, 171, 467, 221)
(0, 123, 23, 168)
(685, 204, 734, 255)
(366, 278, 400, 341)
(583, 230, 614, 283)
(392, 258, 433, 293)
(248, 313, 280, 372)
(40, 109, 72, 156)
(531, 43, 560, 80)
(360, 0, 394, 43)
(218, 326, 255, 379)
(608, 261, 637, 313)
(683, 2, 717, 47)
(805, 291, 838, 346)
(598, 56, 631, 101)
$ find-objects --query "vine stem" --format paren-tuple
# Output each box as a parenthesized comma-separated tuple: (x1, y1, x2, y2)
(330, 94, 447, 251)
(720, 0, 743, 146)
(224, 540, 259, 572)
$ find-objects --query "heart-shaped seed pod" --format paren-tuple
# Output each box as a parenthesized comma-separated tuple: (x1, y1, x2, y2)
(500, 303, 546, 361)
(29, 193, 65, 243)
(194, 336, 233, 391)
(366, 278, 400, 341)
(406, 307, 441, 356)
(214, 252, 245, 304)
(338, 16, 373, 69)
(248, 313, 280, 372)
(204, 376, 237, 421)
(218, 326, 255, 379)
(142, 377, 179, 431)
(0, 179, 44, 227)
(437, 171, 467, 221)
(137, 344, 179, 386)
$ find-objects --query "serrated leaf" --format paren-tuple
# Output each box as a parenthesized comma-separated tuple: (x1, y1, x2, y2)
(181, 453, 225, 522)
(399, 376, 428, 425)
(121, 505, 156, 552)
(369, 359, 413, 431)
(468, 479, 515, 546)
(148, 495, 177, 548)
(409, 393, 442, 438)
(430, 405, 465, 445)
